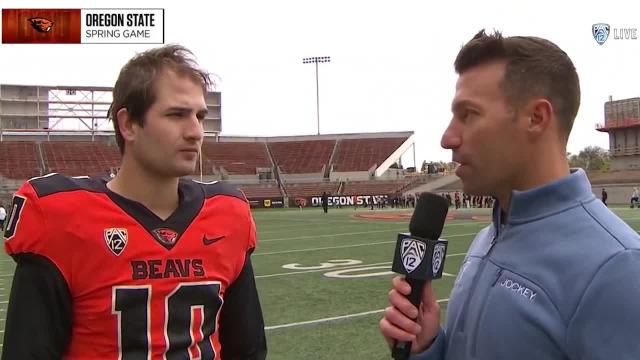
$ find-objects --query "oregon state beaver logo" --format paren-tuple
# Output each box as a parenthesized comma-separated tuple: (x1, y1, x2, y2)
(28, 17, 54, 33)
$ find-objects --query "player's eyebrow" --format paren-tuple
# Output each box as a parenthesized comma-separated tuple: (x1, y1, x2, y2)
(165, 107, 208, 115)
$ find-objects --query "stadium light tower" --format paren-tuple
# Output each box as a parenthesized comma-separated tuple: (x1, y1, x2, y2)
(302, 56, 330, 135)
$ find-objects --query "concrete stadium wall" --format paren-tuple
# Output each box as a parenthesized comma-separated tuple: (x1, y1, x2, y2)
(330, 171, 370, 181)
(592, 184, 638, 205)
(611, 156, 640, 171)
(280, 172, 324, 182)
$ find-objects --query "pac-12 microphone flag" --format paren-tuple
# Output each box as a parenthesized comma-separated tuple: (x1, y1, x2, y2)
(2, 8, 164, 44)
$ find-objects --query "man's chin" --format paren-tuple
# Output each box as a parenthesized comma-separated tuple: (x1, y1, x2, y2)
(171, 163, 199, 178)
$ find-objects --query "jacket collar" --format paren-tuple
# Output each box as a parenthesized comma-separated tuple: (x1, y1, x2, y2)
(492, 168, 594, 230)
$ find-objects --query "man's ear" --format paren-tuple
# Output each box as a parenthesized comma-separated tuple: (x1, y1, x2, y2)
(116, 108, 137, 143)
(526, 99, 553, 136)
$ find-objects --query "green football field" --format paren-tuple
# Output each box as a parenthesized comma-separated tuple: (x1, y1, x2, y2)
(0, 206, 638, 359)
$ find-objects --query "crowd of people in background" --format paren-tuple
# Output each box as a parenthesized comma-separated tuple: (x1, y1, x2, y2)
(319, 191, 497, 212)
(440, 191, 495, 209)
(390, 192, 416, 209)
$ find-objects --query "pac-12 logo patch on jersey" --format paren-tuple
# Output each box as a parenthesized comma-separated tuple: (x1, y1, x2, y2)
(104, 228, 128, 256)
(401, 238, 426, 273)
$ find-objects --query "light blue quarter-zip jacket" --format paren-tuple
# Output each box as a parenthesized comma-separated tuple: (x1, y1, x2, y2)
(412, 169, 640, 360)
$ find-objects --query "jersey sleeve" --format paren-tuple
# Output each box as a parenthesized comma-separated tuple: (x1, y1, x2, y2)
(4, 181, 48, 255)
(3, 181, 73, 359)
(246, 206, 257, 253)
(218, 255, 267, 359)
(1, 253, 72, 360)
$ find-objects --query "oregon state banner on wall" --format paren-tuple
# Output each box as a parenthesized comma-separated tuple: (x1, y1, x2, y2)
(289, 195, 389, 208)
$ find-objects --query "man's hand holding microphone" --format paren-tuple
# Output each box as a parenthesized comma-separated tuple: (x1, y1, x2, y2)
(379, 192, 449, 359)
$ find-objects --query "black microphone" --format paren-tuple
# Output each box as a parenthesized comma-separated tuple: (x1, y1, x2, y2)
(391, 192, 449, 360)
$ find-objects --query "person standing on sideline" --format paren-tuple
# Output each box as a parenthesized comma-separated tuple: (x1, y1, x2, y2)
(601, 188, 608, 206)
(0, 203, 6, 230)
(321, 191, 329, 213)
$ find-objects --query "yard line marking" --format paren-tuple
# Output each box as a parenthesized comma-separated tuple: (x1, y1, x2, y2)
(257, 217, 490, 235)
(256, 253, 466, 278)
(264, 299, 449, 330)
(259, 221, 488, 243)
(253, 233, 478, 256)
(256, 261, 393, 278)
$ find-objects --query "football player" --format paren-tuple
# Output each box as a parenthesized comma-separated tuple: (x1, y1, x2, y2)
(2, 45, 267, 359)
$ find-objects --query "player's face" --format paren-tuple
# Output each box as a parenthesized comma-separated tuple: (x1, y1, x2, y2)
(130, 69, 206, 178)
(441, 61, 527, 196)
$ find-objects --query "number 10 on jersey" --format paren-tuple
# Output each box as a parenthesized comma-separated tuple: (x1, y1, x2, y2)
(112, 281, 223, 359)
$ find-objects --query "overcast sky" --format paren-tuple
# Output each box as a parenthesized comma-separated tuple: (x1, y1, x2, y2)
(1, 0, 639, 167)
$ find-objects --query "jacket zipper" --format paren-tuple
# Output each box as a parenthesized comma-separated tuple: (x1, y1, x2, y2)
(464, 232, 501, 358)
(470, 265, 502, 357)
(456, 234, 499, 331)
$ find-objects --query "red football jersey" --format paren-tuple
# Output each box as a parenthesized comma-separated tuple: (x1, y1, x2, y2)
(4, 174, 258, 359)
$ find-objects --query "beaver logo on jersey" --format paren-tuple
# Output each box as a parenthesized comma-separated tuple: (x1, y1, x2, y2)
(104, 228, 128, 256)
(152, 228, 178, 248)
(28, 17, 54, 33)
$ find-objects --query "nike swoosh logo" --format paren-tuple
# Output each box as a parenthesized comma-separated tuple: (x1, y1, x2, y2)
(203, 235, 225, 246)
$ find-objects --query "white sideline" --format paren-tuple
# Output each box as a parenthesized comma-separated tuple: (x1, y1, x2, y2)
(253, 232, 478, 256)
(258, 220, 489, 241)
(265, 298, 449, 331)
(260, 220, 489, 243)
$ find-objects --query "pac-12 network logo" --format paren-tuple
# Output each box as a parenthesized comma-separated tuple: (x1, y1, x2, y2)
(592, 23, 610, 45)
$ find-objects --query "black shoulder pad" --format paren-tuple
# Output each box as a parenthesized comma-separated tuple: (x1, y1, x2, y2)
(189, 179, 247, 202)
(28, 173, 104, 198)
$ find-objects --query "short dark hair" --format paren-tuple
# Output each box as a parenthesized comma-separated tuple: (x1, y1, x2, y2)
(454, 29, 580, 137)
(108, 44, 212, 154)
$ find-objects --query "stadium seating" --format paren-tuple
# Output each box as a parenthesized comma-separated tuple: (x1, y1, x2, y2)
(332, 137, 407, 171)
(0, 141, 41, 179)
(341, 179, 411, 195)
(237, 182, 283, 198)
(1, 137, 419, 199)
(42, 141, 120, 177)
(269, 140, 335, 174)
(200, 142, 271, 175)
(284, 182, 340, 197)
